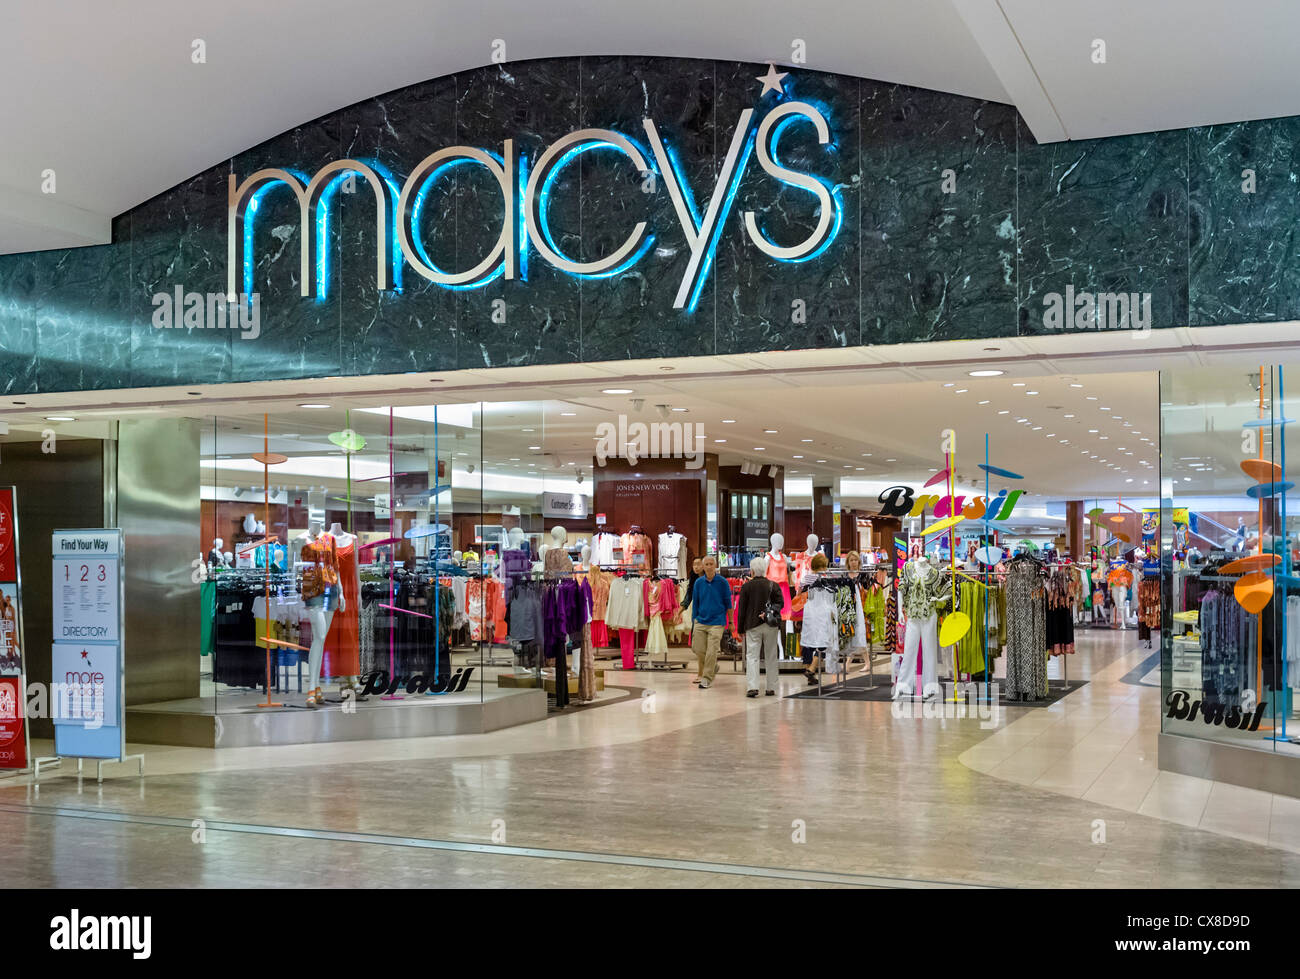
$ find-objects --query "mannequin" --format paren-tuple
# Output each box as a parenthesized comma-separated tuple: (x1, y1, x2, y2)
(297, 519, 344, 707)
(541, 525, 573, 575)
(207, 537, 228, 568)
(793, 534, 820, 582)
(580, 544, 591, 571)
(895, 553, 949, 700)
(541, 525, 577, 689)
(763, 533, 793, 620)
(324, 522, 360, 689)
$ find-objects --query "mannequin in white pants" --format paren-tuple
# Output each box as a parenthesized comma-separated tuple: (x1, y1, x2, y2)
(897, 614, 939, 699)
(895, 556, 947, 700)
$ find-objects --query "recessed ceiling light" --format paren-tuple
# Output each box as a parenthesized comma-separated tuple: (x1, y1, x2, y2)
(998, 410, 1009, 414)
(969, 370, 1003, 377)
(862, 452, 872, 457)
(1088, 429, 1098, 433)
(45, 416, 75, 422)
(560, 411, 576, 416)
(522, 428, 535, 433)
(722, 419, 736, 424)
(1183, 477, 1191, 482)
(1032, 426, 1042, 431)
(1100, 436, 1109, 440)
(714, 439, 727, 443)
(601, 388, 633, 395)
(754, 447, 766, 451)
(817, 459, 827, 463)
(1063, 413, 1074, 418)
(792, 454, 803, 459)
(855, 467, 865, 471)
(298, 403, 331, 409)
(764, 429, 778, 434)
(943, 383, 955, 388)
(672, 407, 689, 413)
(843, 465, 852, 469)
(1026, 391, 1039, 395)
(978, 400, 991, 405)
(1125, 478, 1133, 483)
(1069, 383, 1083, 388)
(528, 445, 541, 450)
(801, 438, 814, 443)
(1012, 382, 1025, 387)
(1086, 396, 1098, 401)
(886, 458, 896, 462)
(509, 457, 520, 461)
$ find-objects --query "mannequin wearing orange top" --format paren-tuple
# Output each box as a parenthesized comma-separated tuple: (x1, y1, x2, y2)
(763, 533, 793, 619)
(297, 519, 345, 708)
(792, 534, 819, 584)
(323, 521, 360, 689)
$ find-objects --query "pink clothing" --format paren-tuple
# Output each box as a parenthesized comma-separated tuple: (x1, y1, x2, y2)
(764, 551, 789, 585)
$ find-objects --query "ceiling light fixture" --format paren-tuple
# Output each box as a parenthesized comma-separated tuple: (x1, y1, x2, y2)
(968, 370, 1004, 377)
(601, 388, 633, 394)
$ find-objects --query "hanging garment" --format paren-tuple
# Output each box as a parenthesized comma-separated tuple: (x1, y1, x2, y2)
(1004, 559, 1048, 699)
(323, 540, 360, 677)
(592, 532, 620, 567)
(834, 583, 858, 652)
(798, 574, 836, 649)
(1137, 576, 1160, 642)
(605, 577, 646, 631)
(953, 580, 987, 675)
(621, 532, 653, 568)
(657, 532, 687, 579)
(1045, 570, 1075, 656)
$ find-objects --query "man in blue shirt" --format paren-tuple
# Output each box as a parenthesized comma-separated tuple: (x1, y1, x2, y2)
(690, 555, 732, 689)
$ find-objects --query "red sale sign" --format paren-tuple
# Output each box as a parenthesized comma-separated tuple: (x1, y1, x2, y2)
(0, 488, 27, 771)
(0, 677, 26, 770)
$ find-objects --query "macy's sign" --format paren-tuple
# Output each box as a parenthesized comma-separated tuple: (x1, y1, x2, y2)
(229, 73, 840, 313)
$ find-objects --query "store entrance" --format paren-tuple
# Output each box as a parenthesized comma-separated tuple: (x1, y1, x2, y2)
(0, 353, 1165, 747)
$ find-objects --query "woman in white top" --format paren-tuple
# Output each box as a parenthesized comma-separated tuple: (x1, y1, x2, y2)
(798, 553, 834, 684)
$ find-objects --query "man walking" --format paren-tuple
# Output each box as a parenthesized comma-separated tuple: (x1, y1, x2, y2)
(690, 555, 731, 689)
(737, 556, 781, 698)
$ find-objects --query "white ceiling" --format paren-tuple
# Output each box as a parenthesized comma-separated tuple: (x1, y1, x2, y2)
(4, 0, 1298, 253)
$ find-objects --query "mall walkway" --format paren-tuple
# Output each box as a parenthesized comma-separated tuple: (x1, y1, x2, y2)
(3, 631, 1299, 888)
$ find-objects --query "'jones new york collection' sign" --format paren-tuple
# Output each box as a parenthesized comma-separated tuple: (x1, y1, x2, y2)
(229, 69, 841, 314)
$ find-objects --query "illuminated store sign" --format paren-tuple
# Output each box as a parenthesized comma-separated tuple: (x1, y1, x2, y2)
(228, 75, 841, 312)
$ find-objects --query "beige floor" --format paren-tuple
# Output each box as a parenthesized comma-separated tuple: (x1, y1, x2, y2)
(959, 630, 1300, 852)
(4, 631, 1300, 887)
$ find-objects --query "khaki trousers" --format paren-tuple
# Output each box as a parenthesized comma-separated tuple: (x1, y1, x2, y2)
(691, 624, 724, 682)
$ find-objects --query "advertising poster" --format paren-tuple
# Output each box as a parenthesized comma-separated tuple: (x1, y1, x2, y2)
(0, 488, 27, 770)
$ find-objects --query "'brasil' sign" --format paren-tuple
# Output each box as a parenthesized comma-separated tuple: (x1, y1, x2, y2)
(229, 68, 840, 313)
(875, 485, 1025, 521)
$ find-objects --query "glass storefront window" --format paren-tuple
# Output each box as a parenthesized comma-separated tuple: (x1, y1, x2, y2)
(1161, 365, 1299, 754)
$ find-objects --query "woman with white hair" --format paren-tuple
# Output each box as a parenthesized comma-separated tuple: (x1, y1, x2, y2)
(736, 556, 783, 697)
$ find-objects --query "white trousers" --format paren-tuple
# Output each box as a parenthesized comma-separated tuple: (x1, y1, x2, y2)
(745, 624, 781, 692)
(896, 614, 938, 697)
